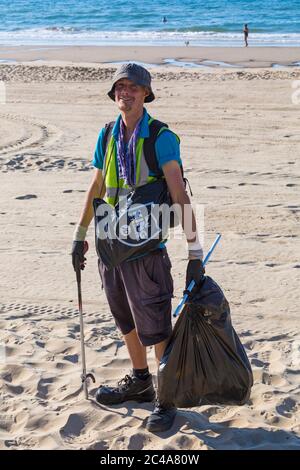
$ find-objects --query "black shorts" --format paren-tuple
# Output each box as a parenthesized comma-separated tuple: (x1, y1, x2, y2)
(98, 249, 174, 346)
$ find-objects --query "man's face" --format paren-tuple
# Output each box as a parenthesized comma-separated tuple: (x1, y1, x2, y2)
(114, 78, 149, 113)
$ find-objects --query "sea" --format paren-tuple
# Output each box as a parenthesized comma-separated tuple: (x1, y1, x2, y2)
(0, 0, 300, 47)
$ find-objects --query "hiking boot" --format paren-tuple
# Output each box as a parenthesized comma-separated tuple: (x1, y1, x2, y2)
(146, 400, 177, 432)
(95, 373, 155, 405)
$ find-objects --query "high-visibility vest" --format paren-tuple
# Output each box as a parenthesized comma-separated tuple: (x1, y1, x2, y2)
(102, 116, 180, 206)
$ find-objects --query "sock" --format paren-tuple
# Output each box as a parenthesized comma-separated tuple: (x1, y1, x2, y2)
(133, 367, 150, 381)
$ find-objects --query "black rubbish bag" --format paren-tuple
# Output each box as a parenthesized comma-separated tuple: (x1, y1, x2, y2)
(158, 276, 253, 408)
(93, 179, 176, 269)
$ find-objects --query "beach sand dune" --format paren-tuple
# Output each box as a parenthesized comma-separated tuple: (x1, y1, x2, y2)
(0, 67, 300, 450)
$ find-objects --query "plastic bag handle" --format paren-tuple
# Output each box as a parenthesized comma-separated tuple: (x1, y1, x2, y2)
(173, 234, 221, 318)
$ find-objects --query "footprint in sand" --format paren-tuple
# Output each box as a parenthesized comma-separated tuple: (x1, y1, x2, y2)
(63, 354, 79, 364)
(128, 433, 151, 451)
(15, 194, 37, 200)
(5, 384, 24, 395)
(63, 189, 85, 193)
(53, 159, 65, 167)
(251, 358, 265, 368)
(87, 441, 109, 450)
(276, 397, 298, 417)
(36, 377, 54, 399)
(60, 413, 86, 438)
(264, 412, 280, 425)
(249, 297, 266, 304)
(206, 185, 230, 189)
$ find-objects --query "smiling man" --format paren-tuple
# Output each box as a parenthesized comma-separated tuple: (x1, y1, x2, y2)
(71, 63, 204, 432)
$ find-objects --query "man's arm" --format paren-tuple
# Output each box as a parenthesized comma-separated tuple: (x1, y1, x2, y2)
(155, 130, 201, 253)
(71, 169, 105, 271)
(162, 161, 199, 247)
(162, 160, 205, 289)
(73, 169, 105, 240)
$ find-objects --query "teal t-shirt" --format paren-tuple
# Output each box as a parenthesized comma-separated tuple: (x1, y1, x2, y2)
(92, 108, 181, 172)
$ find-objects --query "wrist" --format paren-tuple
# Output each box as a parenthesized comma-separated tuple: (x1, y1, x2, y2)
(188, 239, 203, 260)
(73, 224, 88, 242)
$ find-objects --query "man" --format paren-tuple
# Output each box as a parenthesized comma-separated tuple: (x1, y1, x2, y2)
(72, 63, 204, 433)
(243, 24, 249, 47)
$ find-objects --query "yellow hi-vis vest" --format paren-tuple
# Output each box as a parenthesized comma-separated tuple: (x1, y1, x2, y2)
(103, 116, 178, 206)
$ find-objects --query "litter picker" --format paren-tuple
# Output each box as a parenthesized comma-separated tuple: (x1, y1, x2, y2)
(74, 241, 96, 399)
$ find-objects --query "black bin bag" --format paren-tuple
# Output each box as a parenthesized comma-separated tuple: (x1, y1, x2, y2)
(158, 276, 253, 408)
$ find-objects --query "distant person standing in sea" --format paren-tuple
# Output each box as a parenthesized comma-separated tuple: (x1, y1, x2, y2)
(243, 24, 249, 47)
(162, 16, 167, 23)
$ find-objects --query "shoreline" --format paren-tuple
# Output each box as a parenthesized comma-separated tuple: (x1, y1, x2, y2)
(0, 45, 300, 69)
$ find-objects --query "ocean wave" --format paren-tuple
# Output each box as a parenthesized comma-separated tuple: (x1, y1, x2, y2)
(44, 26, 82, 32)
(0, 28, 300, 46)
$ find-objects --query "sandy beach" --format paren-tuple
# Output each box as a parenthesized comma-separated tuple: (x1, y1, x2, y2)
(0, 45, 300, 68)
(0, 47, 300, 450)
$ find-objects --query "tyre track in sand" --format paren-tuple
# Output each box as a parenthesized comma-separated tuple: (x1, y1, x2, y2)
(0, 112, 63, 157)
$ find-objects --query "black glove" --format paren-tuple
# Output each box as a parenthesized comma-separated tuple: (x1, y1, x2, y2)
(185, 259, 205, 291)
(71, 241, 86, 271)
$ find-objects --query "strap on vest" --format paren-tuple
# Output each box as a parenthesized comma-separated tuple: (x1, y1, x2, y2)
(102, 121, 115, 158)
(143, 119, 168, 177)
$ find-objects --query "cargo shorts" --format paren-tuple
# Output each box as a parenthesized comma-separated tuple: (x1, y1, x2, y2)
(98, 249, 174, 346)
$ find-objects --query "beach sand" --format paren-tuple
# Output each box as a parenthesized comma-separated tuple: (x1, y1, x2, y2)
(0, 44, 300, 68)
(0, 49, 300, 450)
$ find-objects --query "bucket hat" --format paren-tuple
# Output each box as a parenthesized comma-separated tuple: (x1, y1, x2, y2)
(108, 62, 155, 103)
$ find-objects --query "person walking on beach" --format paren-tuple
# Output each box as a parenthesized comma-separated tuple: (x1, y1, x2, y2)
(243, 23, 249, 47)
(71, 63, 204, 433)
